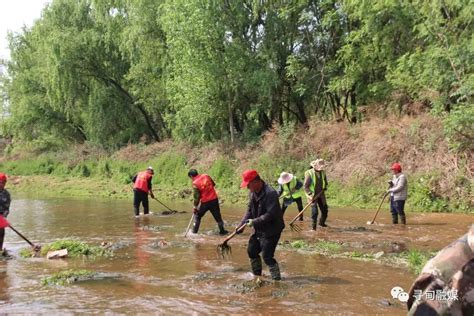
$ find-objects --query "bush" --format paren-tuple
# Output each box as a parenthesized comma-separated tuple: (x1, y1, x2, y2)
(208, 157, 236, 188)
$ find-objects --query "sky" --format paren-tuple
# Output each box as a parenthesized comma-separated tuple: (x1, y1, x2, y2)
(0, 0, 51, 60)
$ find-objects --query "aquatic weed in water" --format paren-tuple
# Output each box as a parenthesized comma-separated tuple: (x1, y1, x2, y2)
(42, 269, 96, 286)
(40, 239, 113, 258)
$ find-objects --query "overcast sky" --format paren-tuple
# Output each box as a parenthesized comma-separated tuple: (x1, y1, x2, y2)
(0, 1, 51, 60)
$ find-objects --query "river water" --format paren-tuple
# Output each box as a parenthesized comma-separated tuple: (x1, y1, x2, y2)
(0, 197, 472, 314)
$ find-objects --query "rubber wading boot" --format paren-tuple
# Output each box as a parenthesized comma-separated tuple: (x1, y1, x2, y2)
(269, 263, 281, 280)
(299, 215, 304, 221)
(250, 257, 262, 276)
(400, 215, 406, 225)
(312, 221, 317, 231)
(392, 214, 398, 224)
(319, 216, 328, 227)
(134, 207, 139, 217)
(218, 222, 229, 235)
(192, 220, 201, 234)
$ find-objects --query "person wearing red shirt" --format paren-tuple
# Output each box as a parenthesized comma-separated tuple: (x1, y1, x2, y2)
(188, 169, 228, 235)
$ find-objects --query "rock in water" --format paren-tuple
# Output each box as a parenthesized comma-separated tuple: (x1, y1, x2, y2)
(47, 249, 68, 259)
(374, 251, 384, 259)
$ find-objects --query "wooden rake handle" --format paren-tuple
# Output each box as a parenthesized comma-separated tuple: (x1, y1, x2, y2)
(221, 223, 247, 244)
(8, 224, 38, 248)
(369, 191, 390, 224)
(183, 214, 194, 237)
(288, 191, 324, 226)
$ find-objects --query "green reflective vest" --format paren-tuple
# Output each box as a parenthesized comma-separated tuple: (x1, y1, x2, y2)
(304, 169, 328, 194)
(281, 177, 303, 199)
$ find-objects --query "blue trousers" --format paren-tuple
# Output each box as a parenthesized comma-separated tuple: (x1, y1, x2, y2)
(390, 197, 406, 216)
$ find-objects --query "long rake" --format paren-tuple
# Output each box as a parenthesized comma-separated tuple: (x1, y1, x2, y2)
(367, 191, 390, 225)
(217, 223, 246, 258)
(183, 214, 194, 237)
(288, 191, 324, 232)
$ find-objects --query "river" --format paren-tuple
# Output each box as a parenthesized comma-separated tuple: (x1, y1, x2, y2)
(1, 197, 472, 314)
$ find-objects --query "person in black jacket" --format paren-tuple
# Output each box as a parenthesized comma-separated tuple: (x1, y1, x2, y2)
(236, 169, 285, 280)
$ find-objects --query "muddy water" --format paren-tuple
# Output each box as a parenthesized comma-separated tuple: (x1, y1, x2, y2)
(1, 198, 472, 314)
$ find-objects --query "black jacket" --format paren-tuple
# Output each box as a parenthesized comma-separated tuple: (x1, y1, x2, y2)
(239, 183, 285, 237)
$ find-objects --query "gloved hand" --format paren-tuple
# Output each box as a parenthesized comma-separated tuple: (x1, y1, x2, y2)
(150, 192, 155, 199)
(246, 219, 254, 227)
(193, 207, 199, 215)
(387, 180, 394, 188)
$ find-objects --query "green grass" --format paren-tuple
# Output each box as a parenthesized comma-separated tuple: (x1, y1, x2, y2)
(315, 240, 342, 253)
(284, 239, 436, 274)
(404, 249, 433, 274)
(1, 146, 470, 212)
(42, 269, 96, 286)
(19, 247, 36, 258)
(287, 239, 342, 254)
(39, 239, 113, 258)
(347, 251, 375, 259)
(290, 240, 309, 249)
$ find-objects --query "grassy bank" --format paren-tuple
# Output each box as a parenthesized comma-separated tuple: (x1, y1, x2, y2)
(1, 114, 472, 212)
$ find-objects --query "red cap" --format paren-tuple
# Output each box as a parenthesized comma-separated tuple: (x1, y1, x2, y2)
(240, 169, 259, 188)
(0, 173, 7, 182)
(391, 163, 402, 172)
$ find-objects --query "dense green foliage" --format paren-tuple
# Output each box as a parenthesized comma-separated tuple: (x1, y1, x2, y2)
(0, 0, 472, 150)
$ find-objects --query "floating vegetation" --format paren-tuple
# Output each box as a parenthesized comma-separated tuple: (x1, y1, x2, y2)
(281, 239, 436, 273)
(284, 240, 341, 254)
(314, 240, 342, 253)
(19, 247, 37, 258)
(41, 239, 113, 258)
(348, 251, 375, 259)
(289, 240, 309, 249)
(192, 272, 223, 281)
(19, 239, 113, 259)
(42, 269, 97, 286)
(233, 278, 272, 294)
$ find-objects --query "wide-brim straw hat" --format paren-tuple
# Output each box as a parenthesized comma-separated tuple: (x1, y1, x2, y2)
(310, 159, 327, 171)
(277, 172, 294, 185)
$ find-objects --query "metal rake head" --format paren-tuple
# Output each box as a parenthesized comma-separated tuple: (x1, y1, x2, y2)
(289, 222, 302, 232)
(217, 242, 232, 258)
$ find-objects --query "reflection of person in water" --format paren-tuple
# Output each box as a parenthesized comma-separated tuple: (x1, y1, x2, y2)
(0, 270, 10, 303)
(134, 218, 151, 269)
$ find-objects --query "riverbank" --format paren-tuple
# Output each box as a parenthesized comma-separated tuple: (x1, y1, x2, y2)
(1, 114, 472, 212)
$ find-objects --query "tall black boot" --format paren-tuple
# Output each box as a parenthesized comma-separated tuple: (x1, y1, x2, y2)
(269, 262, 281, 280)
(400, 215, 406, 225)
(250, 257, 262, 276)
(312, 220, 317, 231)
(192, 217, 201, 234)
(134, 207, 139, 217)
(217, 221, 228, 235)
(392, 214, 398, 224)
(319, 205, 328, 227)
(0, 228, 4, 252)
